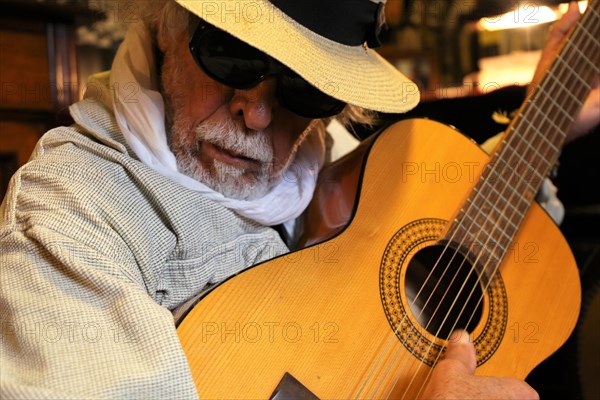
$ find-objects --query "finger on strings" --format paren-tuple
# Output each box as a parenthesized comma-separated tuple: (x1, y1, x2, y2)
(443, 330, 476, 374)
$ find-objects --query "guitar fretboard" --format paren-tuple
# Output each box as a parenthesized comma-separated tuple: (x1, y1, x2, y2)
(445, 2, 599, 279)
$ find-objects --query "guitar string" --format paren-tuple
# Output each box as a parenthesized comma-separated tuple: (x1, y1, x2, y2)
(402, 10, 598, 399)
(351, 121, 510, 396)
(353, 146, 507, 396)
(442, 5, 599, 354)
(404, 34, 592, 400)
(443, 4, 598, 344)
(355, 68, 551, 397)
(361, 215, 482, 396)
(411, 43, 596, 400)
(358, 61, 568, 398)
(366, 110, 563, 400)
(388, 68, 566, 399)
(358, 89, 548, 397)
(407, 12, 599, 398)
(371, 7, 597, 398)
(359, 3, 592, 394)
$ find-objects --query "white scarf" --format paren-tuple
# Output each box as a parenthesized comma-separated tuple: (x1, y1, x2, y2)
(109, 22, 324, 227)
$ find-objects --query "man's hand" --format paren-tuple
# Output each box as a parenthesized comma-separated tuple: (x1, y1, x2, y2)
(420, 330, 539, 399)
(531, 2, 600, 143)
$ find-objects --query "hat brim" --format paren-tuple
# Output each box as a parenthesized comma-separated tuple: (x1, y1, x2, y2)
(175, 0, 420, 114)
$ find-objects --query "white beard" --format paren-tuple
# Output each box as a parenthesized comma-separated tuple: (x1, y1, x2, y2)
(170, 117, 282, 200)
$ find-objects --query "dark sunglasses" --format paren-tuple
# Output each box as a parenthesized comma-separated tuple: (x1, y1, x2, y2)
(188, 19, 346, 119)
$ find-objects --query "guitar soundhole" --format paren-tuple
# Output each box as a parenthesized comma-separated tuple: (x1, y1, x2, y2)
(405, 244, 483, 338)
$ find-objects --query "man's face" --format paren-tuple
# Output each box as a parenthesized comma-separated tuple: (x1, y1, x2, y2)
(160, 31, 314, 200)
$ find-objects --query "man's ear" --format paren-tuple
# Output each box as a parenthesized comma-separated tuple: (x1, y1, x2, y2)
(155, 22, 171, 54)
(155, 19, 188, 56)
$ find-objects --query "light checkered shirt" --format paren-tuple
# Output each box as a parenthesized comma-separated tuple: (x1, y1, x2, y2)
(0, 92, 288, 398)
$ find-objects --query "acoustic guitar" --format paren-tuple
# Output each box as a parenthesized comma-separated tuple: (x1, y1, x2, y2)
(177, 3, 597, 398)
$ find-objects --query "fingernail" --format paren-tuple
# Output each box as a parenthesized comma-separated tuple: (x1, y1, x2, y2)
(449, 329, 470, 344)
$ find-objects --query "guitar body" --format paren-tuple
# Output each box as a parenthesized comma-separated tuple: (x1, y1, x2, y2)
(177, 119, 581, 399)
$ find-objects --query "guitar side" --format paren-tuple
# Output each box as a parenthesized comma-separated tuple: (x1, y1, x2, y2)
(177, 119, 581, 399)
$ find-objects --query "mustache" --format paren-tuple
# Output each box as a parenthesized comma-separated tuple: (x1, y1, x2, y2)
(194, 119, 273, 164)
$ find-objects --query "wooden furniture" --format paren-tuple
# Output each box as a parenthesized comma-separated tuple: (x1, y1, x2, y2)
(0, 1, 94, 199)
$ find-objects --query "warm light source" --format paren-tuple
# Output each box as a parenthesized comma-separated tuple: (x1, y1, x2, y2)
(558, 1, 588, 14)
(477, 1, 588, 31)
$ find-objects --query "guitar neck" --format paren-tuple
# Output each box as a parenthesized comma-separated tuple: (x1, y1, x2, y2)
(445, 2, 599, 279)
(508, 1, 599, 180)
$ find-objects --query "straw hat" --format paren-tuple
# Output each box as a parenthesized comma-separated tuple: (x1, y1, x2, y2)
(174, 0, 420, 114)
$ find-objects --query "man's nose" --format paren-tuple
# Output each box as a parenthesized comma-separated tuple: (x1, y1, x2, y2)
(228, 78, 277, 131)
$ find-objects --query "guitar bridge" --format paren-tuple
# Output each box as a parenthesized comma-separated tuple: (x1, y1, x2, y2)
(270, 372, 320, 400)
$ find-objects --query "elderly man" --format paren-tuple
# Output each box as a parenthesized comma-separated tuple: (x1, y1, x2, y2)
(1, 0, 597, 398)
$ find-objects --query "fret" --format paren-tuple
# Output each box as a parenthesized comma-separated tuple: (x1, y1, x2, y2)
(464, 194, 519, 232)
(522, 101, 566, 148)
(532, 87, 575, 127)
(488, 152, 542, 194)
(566, 44, 599, 75)
(504, 131, 551, 171)
(527, 80, 581, 119)
(460, 211, 512, 243)
(511, 115, 560, 172)
(463, 200, 515, 237)
(482, 182, 527, 219)
(494, 163, 540, 196)
(578, 21, 600, 45)
(566, 21, 598, 64)
(446, 223, 510, 272)
(451, 226, 506, 260)
(523, 95, 571, 132)
(447, 1, 597, 278)
(554, 52, 594, 90)
(516, 112, 562, 150)
(577, 6, 600, 40)
(524, 96, 573, 158)
(548, 60, 587, 102)
(506, 138, 550, 183)
(473, 179, 526, 219)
